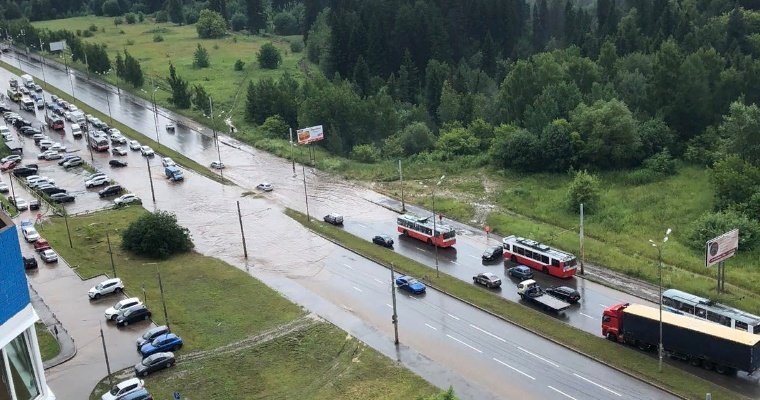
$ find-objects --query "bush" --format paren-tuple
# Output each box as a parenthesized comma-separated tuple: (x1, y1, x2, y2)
(138, 12, 144, 22)
(643, 149, 676, 176)
(155, 10, 168, 23)
(566, 170, 601, 213)
(231, 12, 247, 32)
(273, 12, 299, 35)
(290, 40, 304, 53)
(193, 44, 210, 68)
(234, 59, 245, 71)
(89, 24, 98, 32)
(121, 210, 194, 259)
(351, 144, 381, 163)
(153, 34, 163, 42)
(126, 39, 135, 45)
(185, 9, 199, 24)
(102, 0, 121, 17)
(114, 17, 123, 25)
(83, 30, 94, 38)
(196, 9, 227, 39)
(687, 209, 760, 251)
(260, 115, 289, 138)
(257, 43, 282, 69)
(124, 12, 137, 24)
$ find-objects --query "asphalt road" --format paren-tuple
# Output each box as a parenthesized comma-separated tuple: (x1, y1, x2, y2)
(0, 52, 729, 398)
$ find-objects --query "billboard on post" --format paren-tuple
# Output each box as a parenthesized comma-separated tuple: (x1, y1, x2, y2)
(296, 125, 324, 145)
(49, 40, 66, 52)
(705, 229, 739, 267)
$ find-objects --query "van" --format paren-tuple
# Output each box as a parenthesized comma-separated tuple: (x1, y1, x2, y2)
(71, 123, 82, 138)
(21, 97, 34, 112)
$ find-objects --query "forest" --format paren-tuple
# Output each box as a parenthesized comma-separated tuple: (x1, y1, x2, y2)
(4, 0, 760, 249)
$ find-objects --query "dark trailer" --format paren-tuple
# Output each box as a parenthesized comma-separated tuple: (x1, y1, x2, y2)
(4, 139, 22, 154)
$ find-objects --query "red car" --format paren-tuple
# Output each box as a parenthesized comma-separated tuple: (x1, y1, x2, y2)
(0, 160, 18, 171)
(33, 238, 51, 253)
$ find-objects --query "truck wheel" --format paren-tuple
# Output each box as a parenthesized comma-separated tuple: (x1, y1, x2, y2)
(689, 357, 702, 367)
(702, 361, 714, 371)
(606, 332, 617, 342)
(715, 365, 735, 375)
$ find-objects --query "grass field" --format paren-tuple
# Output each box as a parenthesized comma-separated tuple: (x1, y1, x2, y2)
(35, 206, 440, 399)
(34, 321, 60, 362)
(285, 208, 743, 400)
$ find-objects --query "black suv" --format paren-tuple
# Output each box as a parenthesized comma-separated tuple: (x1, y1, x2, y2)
(482, 245, 504, 262)
(99, 184, 123, 198)
(13, 166, 38, 177)
(116, 305, 151, 327)
(323, 214, 344, 225)
(546, 286, 581, 304)
(23, 256, 38, 270)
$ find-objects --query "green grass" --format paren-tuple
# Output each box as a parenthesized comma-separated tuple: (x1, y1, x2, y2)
(38, 206, 303, 351)
(34, 322, 60, 362)
(90, 322, 438, 400)
(285, 208, 745, 400)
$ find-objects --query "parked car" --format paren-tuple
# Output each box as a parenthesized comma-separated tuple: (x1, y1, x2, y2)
(210, 161, 225, 169)
(105, 297, 143, 321)
(0, 154, 21, 164)
(395, 275, 426, 294)
(28, 199, 40, 210)
(545, 286, 581, 304)
(33, 238, 51, 252)
(133, 351, 174, 377)
(323, 213, 344, 225)
(114, 194, 141, 206)
(99, 185, 123, 198)
(507, 265, 534, 280)
(109, 159, 128, 168)
(13, 198, 29, 211)
(128, 140, 141, 150)
(139, 333, 183, 357)
(473, 272, 502, 288)
(13, 167, 38, 177)
(39, 186, 67, 195)
(256, 182, 273, 192)
(84, 172, 107, 181)
(85, 175, 109, 188)
(140, 146, 154, 157)
(22, 226, 40, 242)
(116, 305, 152, 327)
(0, 182, 8, 193)
(0, 160, 18, 171)
(33, 84, 42, 92)
(44, 152, 63, 161)
(372, 234, 394, 248)
(482, 245, 504, 262)
(88, 278, 124, 300)
(62, 157, 83, 168)
(50, 193, 75, 203)
(23, 256, 38, 270)
(161, 157, 175, 167)
(100, 378, 145, 400)
(111, 146, 127, 156)
(40, 249, 58, 263)
(136, 325, 171, 350)
(58, 155, 80, 166)
(117, 388, 153, 400)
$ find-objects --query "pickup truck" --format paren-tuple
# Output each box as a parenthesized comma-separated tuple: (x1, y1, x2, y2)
(517, 279, 571, 313)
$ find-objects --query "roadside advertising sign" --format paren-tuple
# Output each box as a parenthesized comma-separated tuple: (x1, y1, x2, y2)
(49, 40, 66, 52)
(705, 229, 739, 267)
(296, 125, 324, 145)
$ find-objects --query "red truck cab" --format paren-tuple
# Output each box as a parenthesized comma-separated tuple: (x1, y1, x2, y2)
(601, 303, 627, 341)
(33, 238, 51, 253)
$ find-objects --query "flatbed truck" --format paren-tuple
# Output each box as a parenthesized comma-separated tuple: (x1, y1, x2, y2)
(517, 279, 571, 312)
(602, 303, 760, 375)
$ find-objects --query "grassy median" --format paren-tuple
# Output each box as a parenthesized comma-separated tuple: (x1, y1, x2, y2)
(37, 206, 439, 399)
(34, 322, 60, 362)
(285, 208, 745, 400)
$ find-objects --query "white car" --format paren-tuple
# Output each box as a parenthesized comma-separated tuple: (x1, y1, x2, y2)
(165, 122, 175, 131)
(210, 161, 225, 170)
(25, 175, 41, 184)
(50, 143, 66, 152)
(63, 158, 83, 168)
(114, 194, 141, 205)
(140, 146, 154, 157)
(161, 157, 175, 167)
(68, 104, 78, 112)
(63, 111, 72, 121)
(15, 198, 29, 211)
(101, 378, 145, 400)
(45, 152, 63, 160)
(257, 182, 274, 192)
(38, 139, 53, 149)
(30, 178, 55, 189)
(0, 182, 8, 193)
(40, 249, 58, 263)
(22, 225, 39, 242)
(88, 278, 124, 300)
(1, 154, 21, 164)
(85, 172, 107, 181)
(128, 140, 141, 150)
(105, 297, 143, 321)
(85, 175, 109, 188)
(111, 146, 127, 156)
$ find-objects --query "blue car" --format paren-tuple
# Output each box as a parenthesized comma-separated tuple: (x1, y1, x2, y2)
(395, 275, 426, 294)
(139, 333, 183, 357)
(507, 265, 534, 280)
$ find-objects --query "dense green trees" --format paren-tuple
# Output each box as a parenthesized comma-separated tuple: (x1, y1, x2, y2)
(167, 63, 191, 109)
(196, 10, 226, 38)
(121, 211, 194, 259)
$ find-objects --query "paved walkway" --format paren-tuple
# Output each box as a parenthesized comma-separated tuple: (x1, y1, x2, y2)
(29, 285, 77, 369)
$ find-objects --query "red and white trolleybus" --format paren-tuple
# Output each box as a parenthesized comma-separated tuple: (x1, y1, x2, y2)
(397, 213, 456, 248)
(502, 235, 577, 278)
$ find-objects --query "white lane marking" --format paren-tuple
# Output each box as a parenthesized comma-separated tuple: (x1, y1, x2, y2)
(373, 278, 384, 285)
(352, 286, 362, 292)
(386, 304, 393, 309)
(355, 223, 368, 228)
(469, 255, 480, 259)
(342, 263, 354, 269)
(579, 312, 595, 319)
(573, 373, 622, 397)
(548, 386, 577, 400)
(470, 324, 506, 343)
(446, 334, 482, 353)
(517, 347, 560, 368)
(493, 357, 535, 380)
(451, 260, 458, 265)
(599, 303, 609, 308)
(415, 247, 425, 251)
(447, 313, 460, 320)
(425, 323, 438, 331)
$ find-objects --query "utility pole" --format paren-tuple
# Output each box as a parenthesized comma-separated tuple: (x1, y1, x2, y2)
(390, 263, 399, 345)
(63, 210, 73, 248)
(209, 97, 222, 176)
(157, 266, 170, 330)
(106, 232, 116, 278)
(105, 91, 113, 125)
(302, 164, 310, 221)
(398, 160, 406, 212)
(84, 51, 90, 79)
(289, 128, 296, 177)
(38, 38, 49, 118)
(7, 171, 16, 207)
(150, 76, 160, 146)
(579, 203, 585, 275)
(99, 322, 113, 387)
(146, 156, 156, 203)
(237, 201, 248, 259)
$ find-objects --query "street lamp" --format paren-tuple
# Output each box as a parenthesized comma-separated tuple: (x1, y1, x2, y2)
(142, 77, 160, 145)
(649, 227, 672, 373)
(432, 175, 445, 278)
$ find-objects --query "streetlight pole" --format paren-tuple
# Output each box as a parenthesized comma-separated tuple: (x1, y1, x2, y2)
(398, 160, 406, 212)
(150, 76, 160, 145)
(209, 97, 222, 172)
(99, 321, 113, 387)
(145, 156, 156, 203)
(106, 231, 116, 278)
(38, 38, 49, 118)
(156, 266, 170, 330)
(431, 175, 445, 278)
(302, 164, 310, 221)
(390, 263, 399, 345)
(649, 228, 672, 373)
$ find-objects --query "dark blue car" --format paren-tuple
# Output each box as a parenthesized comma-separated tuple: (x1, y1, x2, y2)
(395, 275, 426, 294)
(507, 265, 534, 280)
(139, 333, 183, 357)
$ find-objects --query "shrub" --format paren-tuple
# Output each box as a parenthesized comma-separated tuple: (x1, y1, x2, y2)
(76, 29, 82, 36)
(155, 10, 168, 23)
(351, 144, 381, 163)
(231, 12, 247, 32)
(566, 170, 601, 213)
(260, 115, 288, 138)
(126, 39, 135, 46)
(102, 0, 121, 17)
(234, 59, 245, 71)
(643, 149, 676, 176)
(193, 44, 210, 68)
(83, 30, 94, 38)
(114, 17, 123, 25)
(185, 10, 199, 24)
(273, 12, 299, 35)
(290, 40, 304, 53)
(89, 24, 98, 32)
(257, 43, 282, 69)
(121, 210, 194, 259)
(687, 209, 760, 252)
(153, 34, 163, 42)
(124, 12, 137, 24)
(196, 9, 227, 39)
(138, 12, 144, 22)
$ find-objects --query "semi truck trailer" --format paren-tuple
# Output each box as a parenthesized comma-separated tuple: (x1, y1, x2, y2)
(602, 303, 760, 375)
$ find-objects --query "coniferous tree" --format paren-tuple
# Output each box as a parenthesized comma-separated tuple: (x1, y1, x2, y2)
(167, 0, 184, 24)
(246, 0, 265, 33)
(192, 84, 211, 115)
(114, 52, 125, 79)
(123, 50, 144, 87)
(193, 44, 210, 68)
(167, 62, 191, 109)
(208, 0, 228, 21)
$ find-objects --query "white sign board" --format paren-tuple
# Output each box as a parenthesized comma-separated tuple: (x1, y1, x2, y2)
(705, 229, 739, 267)
(296, 125, 324, 145)
(49, 40, 66, 52)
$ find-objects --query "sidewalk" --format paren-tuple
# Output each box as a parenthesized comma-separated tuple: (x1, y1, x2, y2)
(28, 285, 77, 369)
